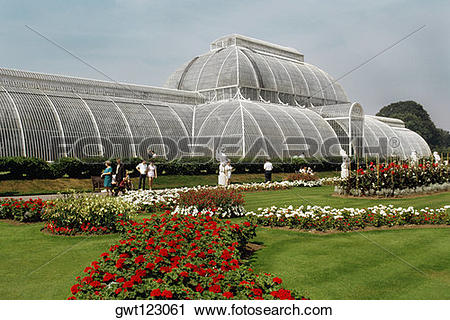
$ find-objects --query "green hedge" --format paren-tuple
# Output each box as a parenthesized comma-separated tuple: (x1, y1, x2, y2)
(0, 156, 342, 180)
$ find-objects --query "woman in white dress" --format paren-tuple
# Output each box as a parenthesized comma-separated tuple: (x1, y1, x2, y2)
(218, 162, 227, 186)
(147, 161, 157, 190)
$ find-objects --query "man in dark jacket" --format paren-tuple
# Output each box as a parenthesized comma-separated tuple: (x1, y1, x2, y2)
(115, 158, 126, 184)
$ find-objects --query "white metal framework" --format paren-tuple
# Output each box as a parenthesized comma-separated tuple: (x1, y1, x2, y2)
(0, 34, 432, 160)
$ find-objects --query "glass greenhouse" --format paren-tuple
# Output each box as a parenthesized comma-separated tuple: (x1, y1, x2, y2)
(0, 34, 431, 161)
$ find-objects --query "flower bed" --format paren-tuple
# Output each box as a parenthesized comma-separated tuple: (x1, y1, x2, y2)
(285, 172, 318, 182)
(68, 211, 307, 300)
(174, 189, 245, 218)
(337, 162, 450, 197)
(246, 204, 450, 231)
(122, 180, 322, 214)
(43, 195, 138, 235)
(320, 177, 343, 186)
(0, 198, 48, 222)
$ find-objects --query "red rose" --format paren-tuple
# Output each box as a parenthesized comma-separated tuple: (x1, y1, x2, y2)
(115, 288, 122, 295)
(123, 281, 134, 288)
(145, 262, 155, 270)
(116, 258, 125, 269)
(223, 291, 234, 299)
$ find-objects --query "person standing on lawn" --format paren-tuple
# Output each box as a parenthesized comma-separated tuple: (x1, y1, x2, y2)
(136, 160, 148, 190)
(218, 162, 227, 186)
(147, 161, 157, 190)
(225, 160, 233, 186)
(115, 158, 126, 185)
(114, 158, 127, 195)
(264, 159, 273, 183)
(101, 161, 113, 195)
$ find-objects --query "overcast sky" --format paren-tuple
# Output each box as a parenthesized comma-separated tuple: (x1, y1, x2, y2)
(1, 0, 448, 129)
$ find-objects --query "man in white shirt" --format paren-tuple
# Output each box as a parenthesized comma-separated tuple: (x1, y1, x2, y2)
(264, 159, 273, 183)
(136, 160, 148, 189)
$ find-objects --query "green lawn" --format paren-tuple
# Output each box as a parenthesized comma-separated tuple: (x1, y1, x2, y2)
(0, 172, 336, 196)
(0, 184, 449, 300)
(251, 228, 450, 299)
(244, 186, 450, 211)
(0, 222, 118, 299)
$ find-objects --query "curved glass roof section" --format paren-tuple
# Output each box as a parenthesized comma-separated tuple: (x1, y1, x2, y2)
(193, 100, 342, 159)
(363, 116, 431, 158)
(0, 86, 194, 161)
(165, 35, 349, 106)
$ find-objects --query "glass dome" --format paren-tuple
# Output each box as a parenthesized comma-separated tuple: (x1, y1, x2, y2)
(165, 34, 348, 107)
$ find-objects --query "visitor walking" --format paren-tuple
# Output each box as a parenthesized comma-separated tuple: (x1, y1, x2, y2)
(225, 161, 233, 186)
(114, 158, 127, 196)
(101, 161, 113, 195)
(136, 160, 148, 190)
(115, 158, 126, 184)
(218, 162, 227, 186)
(264, 159, 273, 183)
(147, 161, 157, 190)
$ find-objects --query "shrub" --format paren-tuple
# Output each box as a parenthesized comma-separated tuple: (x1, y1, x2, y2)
(0, 157, 56, 179)
(285, 172, 319, 182)
(176, 188, 245, 218)
(52, 157, 85, 178)
(0, 198, 48, 222)
(42, 195, 138, 235)
(68, 212, 307, 300)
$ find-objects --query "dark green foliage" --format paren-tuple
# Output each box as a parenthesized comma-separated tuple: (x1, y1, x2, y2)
(0, 157, 56, 179)
(0, 156, 342, 180)
(377, 100, 450, 150)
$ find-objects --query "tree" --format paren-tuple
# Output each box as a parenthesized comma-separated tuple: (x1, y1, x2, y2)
(377, 100, 449, 150)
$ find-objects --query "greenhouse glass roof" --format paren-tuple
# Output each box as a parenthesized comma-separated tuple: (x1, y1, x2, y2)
(0, 34, 432, 161)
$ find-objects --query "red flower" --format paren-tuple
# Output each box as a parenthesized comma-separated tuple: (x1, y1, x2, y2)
(134, 255, 146, 264)
(162, 290, 173, 298)
(195, 284, 204, 293)
(209, 284, 221, 293)
(273, 277, 282, 284)
(145, 262, 155, 270)
(223, 291, 234, 299)
(159, 249, 168, 257)
(115, 288, 122, 295)
(123, 281, 134, 288)
(116, 258, 126, 269)
(150, 289, 161, 297)
(251, 288, 262, 296)
(179, 271, 189, 277)
(103, 273, 116, 282)
(70, 284, 81, 294)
